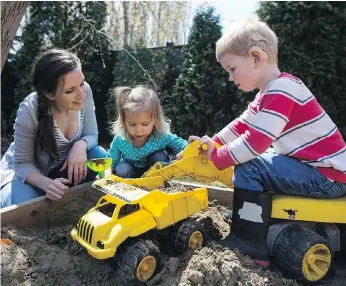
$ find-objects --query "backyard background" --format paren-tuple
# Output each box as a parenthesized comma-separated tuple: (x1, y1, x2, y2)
(1, 1, 346, 154)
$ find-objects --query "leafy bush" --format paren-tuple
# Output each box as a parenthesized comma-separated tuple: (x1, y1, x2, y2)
(165, 7, 252, 139)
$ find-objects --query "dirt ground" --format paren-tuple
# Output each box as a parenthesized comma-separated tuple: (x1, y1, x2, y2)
(1, 187, 345, 286)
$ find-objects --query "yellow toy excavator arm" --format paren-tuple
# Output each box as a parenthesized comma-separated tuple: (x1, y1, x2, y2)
(142, 140, 234, 188)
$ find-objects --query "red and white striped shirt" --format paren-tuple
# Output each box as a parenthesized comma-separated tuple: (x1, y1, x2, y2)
(211, 72, 346, 183)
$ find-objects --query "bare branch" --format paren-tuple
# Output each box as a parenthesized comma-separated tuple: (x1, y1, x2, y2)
(70, 21, 85, 42)
(67, 30, 91, 51)
(98, 29, 159, 90)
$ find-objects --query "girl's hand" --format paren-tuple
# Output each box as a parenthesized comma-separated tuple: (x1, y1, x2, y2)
(188, 135, 201, 143)
(60, 140, 88, 185)
(200, 135, 216, 159)
(45, 178, 70, 201)
(176, 148, 186, 160)
(176, 135, 201, 159)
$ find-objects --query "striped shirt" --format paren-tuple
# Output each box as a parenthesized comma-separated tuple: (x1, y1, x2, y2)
(48, 111, 84, 172)
(211, 72, 346, 183)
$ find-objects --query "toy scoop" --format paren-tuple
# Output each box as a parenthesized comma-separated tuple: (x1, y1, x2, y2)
(86, 158, 112, 178)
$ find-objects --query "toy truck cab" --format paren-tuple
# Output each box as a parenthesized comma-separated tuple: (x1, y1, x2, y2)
(71, 181, 158, 260)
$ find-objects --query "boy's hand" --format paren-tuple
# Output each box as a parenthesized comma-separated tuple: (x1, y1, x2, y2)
(200, 135, 216, 159)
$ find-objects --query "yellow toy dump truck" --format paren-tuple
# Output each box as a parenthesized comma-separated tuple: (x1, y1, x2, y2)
(71, 177, 208, 282)
(71, 141, 231, 283)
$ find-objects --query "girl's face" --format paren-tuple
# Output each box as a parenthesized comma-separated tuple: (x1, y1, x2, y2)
(49, 69, 86, 112)
(125, 111, 155, 143)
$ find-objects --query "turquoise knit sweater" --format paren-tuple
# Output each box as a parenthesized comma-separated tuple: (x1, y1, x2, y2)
(107, 133, 188, 168)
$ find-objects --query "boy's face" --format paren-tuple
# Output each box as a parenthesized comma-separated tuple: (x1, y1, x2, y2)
(219, 53, 260, 92)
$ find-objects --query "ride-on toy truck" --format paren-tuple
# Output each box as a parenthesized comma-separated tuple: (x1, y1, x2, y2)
(72, 141, 346, 284)
(143, 142, 346, 284)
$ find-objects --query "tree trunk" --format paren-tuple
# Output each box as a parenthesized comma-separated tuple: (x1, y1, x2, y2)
(156, 2, 162, 46)
(1, 1, 27, 72)
(122, 1, 129, 47)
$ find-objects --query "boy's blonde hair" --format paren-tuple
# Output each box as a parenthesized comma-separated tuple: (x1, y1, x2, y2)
(111, 86, 170, 139)
(216, 20, 278, 64)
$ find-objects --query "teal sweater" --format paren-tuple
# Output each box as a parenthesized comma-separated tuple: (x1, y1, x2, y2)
(107, 133, 188, 168)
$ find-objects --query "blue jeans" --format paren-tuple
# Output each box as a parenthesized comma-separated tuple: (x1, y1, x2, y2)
(233, 149, 346, 198)
(114, 150, 170, 178)
(1, 145, 107, 208)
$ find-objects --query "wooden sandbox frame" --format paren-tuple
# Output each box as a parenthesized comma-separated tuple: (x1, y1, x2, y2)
(0, 182, 234, 228)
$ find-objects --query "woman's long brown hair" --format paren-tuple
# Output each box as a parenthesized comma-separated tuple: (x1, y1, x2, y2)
(32, 49, 81, 160)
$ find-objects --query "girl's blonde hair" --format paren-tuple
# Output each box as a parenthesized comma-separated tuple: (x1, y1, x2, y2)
(216, 20, 278, 64)
(111, 86, 170, 139)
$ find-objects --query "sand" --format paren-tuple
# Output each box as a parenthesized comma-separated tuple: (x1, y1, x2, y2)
(1, 187, 345, 286)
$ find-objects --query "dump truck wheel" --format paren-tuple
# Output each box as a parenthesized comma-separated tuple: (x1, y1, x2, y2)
(118, 240, 160, 283)
(174, 220, 206, 253)
(273, 224, 333, 284)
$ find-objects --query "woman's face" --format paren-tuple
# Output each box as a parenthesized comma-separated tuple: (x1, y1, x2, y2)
(49, 69, 86, 112)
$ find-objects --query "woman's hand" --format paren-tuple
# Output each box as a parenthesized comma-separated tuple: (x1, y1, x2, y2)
(45, 178, 70, 201)
(200, 135, 216, 159)
(60, 140, 88, 185)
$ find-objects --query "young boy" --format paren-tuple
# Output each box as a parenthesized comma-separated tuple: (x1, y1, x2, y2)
(192, 20, 346, 266)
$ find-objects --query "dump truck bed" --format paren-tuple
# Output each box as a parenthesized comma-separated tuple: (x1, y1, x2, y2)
(92, 175, 209, 230)
(141, 188, 208, 229)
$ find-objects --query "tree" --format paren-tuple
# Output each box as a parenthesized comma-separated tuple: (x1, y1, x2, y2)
(105, 43, 168, 128)
(166, 7, 251, 138)
(1, 1, 27, 72)
(106, 1, 192, 48)
(122, 1, 129, 47)
(1, 55, 19, 137)
(257, 1, 346, 136)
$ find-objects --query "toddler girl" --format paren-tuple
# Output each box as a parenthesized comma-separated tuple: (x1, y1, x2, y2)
(107, 86, 188, 178)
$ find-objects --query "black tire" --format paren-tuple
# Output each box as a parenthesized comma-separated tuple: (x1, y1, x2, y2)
(117, 239, 160, 283)
(174, 219, 206, 253)
(273, 224, 333, 284)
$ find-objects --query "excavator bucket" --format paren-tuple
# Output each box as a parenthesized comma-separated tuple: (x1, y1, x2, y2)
(143, 140, 234, 188)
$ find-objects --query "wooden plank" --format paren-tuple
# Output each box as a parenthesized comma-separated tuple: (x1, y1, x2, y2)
(1, 182, 93, 227)
(171, 181, 234, 207)
(0, 181, 233, 228)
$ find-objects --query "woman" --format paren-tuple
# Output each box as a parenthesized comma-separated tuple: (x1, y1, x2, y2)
(1, 49, 106, 207)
